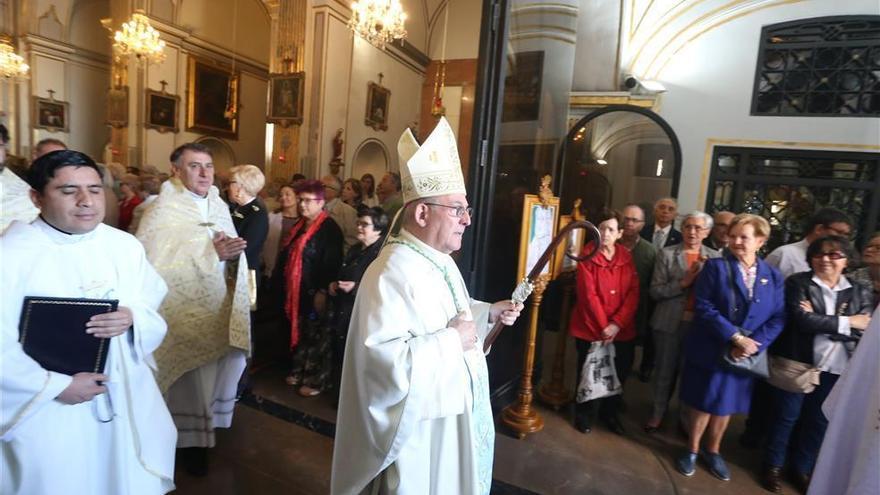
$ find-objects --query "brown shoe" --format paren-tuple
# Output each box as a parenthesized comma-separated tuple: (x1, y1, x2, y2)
(789, 470, 811, 494)
(761, 466, 783, 493)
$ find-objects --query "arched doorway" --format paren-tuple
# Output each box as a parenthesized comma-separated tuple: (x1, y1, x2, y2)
(350, 139, 389, 181)
(195, 136, 237, 175)
(558, 105, 682, 222)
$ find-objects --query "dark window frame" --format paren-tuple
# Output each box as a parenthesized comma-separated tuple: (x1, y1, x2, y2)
(750, 15, 880, 117)
(705, 146, 880, 251)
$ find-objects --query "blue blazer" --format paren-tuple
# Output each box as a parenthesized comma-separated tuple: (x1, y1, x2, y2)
(685, 255, 786, 369)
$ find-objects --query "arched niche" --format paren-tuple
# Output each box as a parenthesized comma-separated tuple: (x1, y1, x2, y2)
(195, 136, 237, 176)
(558, 105, 682, 220)
(350, 139, 389, 182)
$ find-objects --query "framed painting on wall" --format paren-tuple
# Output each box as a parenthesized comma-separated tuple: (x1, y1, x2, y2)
(145, 89, 180, 133)
(106, 86, 129, 128)
(365, 82, 390, 131)
(267, 72, 305, 126)
(186, 57, 239, 139)
(33, 97, 69, 132)
(517, 193, 560, 282)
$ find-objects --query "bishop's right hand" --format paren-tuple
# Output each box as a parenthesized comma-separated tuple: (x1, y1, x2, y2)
(449, 312, 477, 351)
(56, 373, 108, 405)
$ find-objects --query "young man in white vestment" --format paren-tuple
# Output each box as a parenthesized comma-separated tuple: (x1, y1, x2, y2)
(0, 124, 39, 232)
(135, 142, 251, 475)
(331, 118, 524, 495)
(0, 150, 177, 494)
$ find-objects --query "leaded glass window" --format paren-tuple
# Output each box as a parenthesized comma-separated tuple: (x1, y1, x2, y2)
(706, 147, 880, 252)
(752, 16, 880, 117)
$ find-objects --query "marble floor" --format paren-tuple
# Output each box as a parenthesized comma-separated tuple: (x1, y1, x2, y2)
(172, 355, 798, 495)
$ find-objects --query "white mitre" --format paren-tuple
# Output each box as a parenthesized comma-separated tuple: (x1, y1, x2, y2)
(400, 117, 466, 204)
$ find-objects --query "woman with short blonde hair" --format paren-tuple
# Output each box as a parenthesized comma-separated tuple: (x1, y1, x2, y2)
(229, 164, 266, 199)
(228, 164, 269, 274)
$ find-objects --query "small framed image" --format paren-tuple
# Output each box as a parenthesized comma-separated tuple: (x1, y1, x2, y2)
(106, 86, 129, 128)
(267, 72, 305, 126)
(365, 81, 390, 131)
(33, 97, 69, 132)
(517, 193, 560, 282)
(145, 89, 180, 133)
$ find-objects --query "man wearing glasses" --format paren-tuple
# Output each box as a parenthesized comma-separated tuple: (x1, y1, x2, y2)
(765, 208, 854, 279)
(332, 118, 523, 495)
(321, 174, 358, 253)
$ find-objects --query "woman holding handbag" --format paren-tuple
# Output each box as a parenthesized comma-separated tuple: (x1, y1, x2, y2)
(675, 214, 786, 481)
(761, 236, 873, 494)
(569, 208, 639, 436)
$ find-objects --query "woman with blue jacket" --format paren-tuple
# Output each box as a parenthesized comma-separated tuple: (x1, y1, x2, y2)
(675, 213, 786, 482)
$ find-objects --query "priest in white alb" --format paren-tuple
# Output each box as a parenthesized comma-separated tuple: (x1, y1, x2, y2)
(136, 142, 251, 475)
(0, 124, 39, 232)
(807, 305, 879, 495)
(331, 118, 524, 495)
(1, 150, 176, 494)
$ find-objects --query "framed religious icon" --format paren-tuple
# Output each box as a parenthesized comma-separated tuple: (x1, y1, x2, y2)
(186, 57, 239, 139)
(145, 89, 180, 133)
(106, 86, 129, 128)
(267, 72, 305, 126)
(365, 82, 390, 131)
(33, 96, 69, 132)
(517, 193, 560, 282)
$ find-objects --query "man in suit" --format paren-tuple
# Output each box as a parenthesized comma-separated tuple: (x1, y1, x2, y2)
(641, 197, 682, 249)
(638, 197, 681, 380)
(703, 210, 735, 252)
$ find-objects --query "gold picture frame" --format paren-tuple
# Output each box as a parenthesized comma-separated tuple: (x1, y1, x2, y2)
(186, 57, 239, 139)
(33, 96, 69, 132)
(517, 193, 560, 282)
(145, 89, 180, 133)
(365, 81, 390, 131)
(106, 86, 129, 128)
(267, 72, 305, 126)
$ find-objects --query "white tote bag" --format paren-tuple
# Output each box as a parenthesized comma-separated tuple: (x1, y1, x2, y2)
(576, 341, 622, 403)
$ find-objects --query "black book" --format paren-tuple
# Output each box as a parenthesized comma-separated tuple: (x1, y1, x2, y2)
(18, 296, 117, 376)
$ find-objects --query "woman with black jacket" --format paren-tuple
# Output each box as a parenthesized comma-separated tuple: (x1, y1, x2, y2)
(761, 235, 873, 494)
(328, 206, 388, 402)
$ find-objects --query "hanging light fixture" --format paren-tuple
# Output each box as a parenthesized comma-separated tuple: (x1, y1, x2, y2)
(0, 35, 29, 81)
(348, 0, 407, 49)
(112, 10, 166, 66)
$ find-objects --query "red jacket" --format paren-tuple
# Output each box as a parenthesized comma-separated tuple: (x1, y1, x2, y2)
(569, 244, 640, 342)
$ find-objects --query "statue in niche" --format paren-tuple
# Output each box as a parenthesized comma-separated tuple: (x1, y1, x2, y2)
(329, 128, 344, 176)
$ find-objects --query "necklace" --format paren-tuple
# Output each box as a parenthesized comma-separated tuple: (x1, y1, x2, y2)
(387, 238, 465, 313)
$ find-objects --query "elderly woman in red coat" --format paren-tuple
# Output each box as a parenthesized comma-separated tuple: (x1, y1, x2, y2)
(569, 208, 640, 435)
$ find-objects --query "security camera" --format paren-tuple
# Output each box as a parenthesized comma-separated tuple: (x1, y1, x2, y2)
(623, 75, 667, 94)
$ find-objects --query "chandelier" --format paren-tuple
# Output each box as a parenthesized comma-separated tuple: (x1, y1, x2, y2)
(0, 35, 29, 81)
(348, 0, 407, 49)
(113, 10, 166, 66)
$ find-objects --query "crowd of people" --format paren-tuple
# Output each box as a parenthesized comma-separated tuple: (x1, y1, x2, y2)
(1, 119, 877, 495)
(569, 197, 878, 493)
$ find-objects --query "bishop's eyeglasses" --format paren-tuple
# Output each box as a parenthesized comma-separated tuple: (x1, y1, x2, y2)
(424, 202, 473, 218)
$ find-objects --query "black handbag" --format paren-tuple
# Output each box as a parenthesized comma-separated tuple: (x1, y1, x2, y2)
(719, 260, 769, 379)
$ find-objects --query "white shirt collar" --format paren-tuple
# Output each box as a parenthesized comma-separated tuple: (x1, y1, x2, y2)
(654, 224, 671, 234)
(32, 216, 98, 244)
(811, 274, 852, 292)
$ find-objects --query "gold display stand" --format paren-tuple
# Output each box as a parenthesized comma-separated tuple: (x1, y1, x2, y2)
(537, 275, 574, 410)
(501, 275, 549, 439)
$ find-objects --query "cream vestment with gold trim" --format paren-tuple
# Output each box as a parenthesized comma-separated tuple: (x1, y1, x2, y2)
(136, 178, 250, 392)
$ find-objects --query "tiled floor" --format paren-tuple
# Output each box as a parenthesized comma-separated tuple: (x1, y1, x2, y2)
(173, 333, 795, 494)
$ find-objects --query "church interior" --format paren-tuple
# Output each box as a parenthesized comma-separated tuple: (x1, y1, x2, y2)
(2, 0, 879, 494)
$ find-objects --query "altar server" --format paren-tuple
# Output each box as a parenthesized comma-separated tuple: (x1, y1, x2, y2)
(1, 149, 176, 494)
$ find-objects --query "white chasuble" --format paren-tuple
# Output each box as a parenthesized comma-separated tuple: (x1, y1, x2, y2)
(135, 178, 251, 393)
(0, 219, 176, 494)
(332, 229, 493, 495)
(0, 168, 38, 233)
(808, 305, 880, 495)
